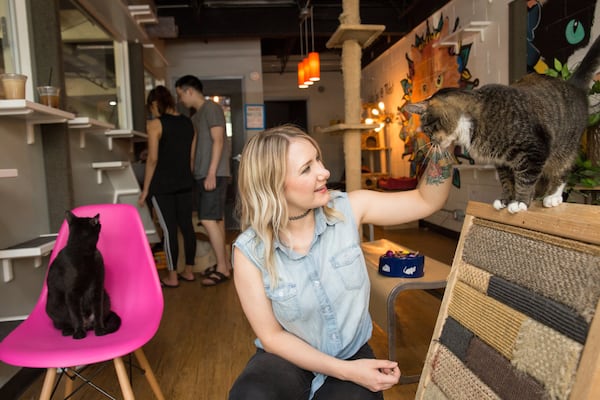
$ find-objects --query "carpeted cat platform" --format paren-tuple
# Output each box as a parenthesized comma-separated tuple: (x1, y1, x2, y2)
(416, 201, 600, 400)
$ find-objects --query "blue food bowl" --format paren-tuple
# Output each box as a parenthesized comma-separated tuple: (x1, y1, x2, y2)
(378, 250, 425, 278)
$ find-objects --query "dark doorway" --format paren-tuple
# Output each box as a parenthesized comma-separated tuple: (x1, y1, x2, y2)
(264, 100, 307, 130)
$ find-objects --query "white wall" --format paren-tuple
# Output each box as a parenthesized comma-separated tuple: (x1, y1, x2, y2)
(262, 69, 346, 181)
(361, 0, 509, 231)
(0, 121, 51, 318)
(165, 39, 346, 182)
(165, 39, 264, 110)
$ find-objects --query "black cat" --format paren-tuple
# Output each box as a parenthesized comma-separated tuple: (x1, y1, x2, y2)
(46, 211, 121, 339)
(405, 35, 600, 213)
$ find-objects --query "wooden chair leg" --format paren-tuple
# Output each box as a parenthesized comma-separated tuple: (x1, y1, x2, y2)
(134, 348, 165, 400)
(39, 368, 57, 400)
(64, 369, 74, 398)
(113, 357, 135, 400)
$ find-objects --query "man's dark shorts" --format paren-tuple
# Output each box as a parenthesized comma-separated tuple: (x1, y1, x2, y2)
(195, 176, 227, 220)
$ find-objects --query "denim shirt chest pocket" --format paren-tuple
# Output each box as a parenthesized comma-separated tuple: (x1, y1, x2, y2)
(329, 244, 364, 290)
(266, 283, 301, 322)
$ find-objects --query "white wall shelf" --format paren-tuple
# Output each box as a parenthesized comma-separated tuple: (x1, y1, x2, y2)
(89, 161, 159, 243)
(68, 117, 115, 148)
(0, 235, 56, 283)
(434, 21, 491, 52)
(0, 169, 18, 178)
(105, 129, 148, 151)
(0, 100, 76, 144)
(92, 161, 130, 184)
(326, 24, 385, 49)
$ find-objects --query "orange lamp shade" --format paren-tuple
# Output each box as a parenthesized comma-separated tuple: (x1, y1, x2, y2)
(303, 58, 313, 85)
(308, 52, 320, 82)
(298, 61, 308, 88)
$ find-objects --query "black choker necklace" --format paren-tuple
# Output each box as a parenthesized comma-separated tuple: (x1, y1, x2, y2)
(289, 209, 311, 221)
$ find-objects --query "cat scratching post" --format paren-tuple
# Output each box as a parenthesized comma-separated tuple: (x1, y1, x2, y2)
(326, 0, 384, 192)
(416, 202, 600, 399)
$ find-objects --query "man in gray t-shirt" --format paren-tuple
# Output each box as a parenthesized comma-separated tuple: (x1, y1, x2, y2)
(175, 75, 232, 286)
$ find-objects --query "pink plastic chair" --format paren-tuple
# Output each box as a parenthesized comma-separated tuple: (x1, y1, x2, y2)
(0, 204, 165, 400)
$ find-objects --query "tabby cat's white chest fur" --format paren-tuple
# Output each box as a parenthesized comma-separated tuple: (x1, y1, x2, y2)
(446, 115, 473, 150)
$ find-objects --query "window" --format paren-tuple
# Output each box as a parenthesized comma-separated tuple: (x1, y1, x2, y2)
(60, 3, 119, 125)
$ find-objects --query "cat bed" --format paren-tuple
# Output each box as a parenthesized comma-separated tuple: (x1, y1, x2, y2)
(377, 176, 418, 191)
(378, 249, 425, 278)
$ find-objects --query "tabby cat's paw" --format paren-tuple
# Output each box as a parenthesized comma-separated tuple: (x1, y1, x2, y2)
(492, 199, 506, 210)
(542, 193, 563, 208)
(507, 201, 528, 214)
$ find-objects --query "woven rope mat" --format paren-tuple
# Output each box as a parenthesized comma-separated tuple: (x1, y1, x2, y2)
(422, 213, 600, 399)
(462, 219, 600, 323)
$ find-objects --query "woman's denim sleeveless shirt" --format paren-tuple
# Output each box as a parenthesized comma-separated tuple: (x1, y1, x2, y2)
(233, 191, 372, 397)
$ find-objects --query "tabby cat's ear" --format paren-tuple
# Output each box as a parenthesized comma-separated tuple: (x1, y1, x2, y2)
(404, 102, 428, 115)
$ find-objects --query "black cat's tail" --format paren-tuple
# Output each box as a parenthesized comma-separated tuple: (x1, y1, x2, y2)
(569, 34, 600, 89)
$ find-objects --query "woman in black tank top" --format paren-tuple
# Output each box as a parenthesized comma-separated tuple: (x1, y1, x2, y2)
(139, 85, 198, 288)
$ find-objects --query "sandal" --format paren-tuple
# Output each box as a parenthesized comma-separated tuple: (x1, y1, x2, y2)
(161, 280, 180, 289)
(201, 264, 217, 277)
(201, 271, 230, 286)
(178, 273, 196, 282)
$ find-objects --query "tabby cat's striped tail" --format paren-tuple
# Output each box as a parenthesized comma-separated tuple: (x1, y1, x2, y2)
(569, 34, 600, 89)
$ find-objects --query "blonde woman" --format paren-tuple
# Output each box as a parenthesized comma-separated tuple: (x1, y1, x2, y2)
(229, 125, 452, 399)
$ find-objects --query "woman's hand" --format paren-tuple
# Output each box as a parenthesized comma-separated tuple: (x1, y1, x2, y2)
(138, 191, 148, 207)
(343, 359, 401, 392)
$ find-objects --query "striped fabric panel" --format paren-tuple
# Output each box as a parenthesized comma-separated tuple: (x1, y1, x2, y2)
(439, 316, 473, 362)
(488, 276, 589, 344)
(456, 259, 491, 294)
(448, 281, 525, 359)
(466, 336, 549, 399)
(430, 344, 500, 400)
(462, 220, 600, 323)
(513, 318, 584, 400)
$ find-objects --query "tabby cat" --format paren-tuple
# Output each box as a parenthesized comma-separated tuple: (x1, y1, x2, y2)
(405, 35, 600, 213)
(46, 211, 121, 339)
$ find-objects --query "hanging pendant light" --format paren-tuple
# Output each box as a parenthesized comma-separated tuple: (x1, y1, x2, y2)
(298, 61, 308, 88)
(308, 52, 320, 82)
(307, 5, 320, 82)
(297, 3, 319, 88)
(303, 58, 313, 85)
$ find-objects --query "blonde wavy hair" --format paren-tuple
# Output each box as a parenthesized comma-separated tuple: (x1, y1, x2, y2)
(236, 125, 341, 286)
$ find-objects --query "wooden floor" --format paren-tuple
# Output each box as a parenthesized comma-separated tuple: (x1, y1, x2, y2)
(16, 224, 458, 400)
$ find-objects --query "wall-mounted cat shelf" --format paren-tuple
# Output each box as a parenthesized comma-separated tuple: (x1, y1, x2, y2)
(319, 123, 378, 135)
(0, 169, 18, 178)
(68, 117, 115, 148)
(92, 161, 130, 184)
(0, 235, 56, 283)
(105, 129, 148, 151)
(0, 100, 75, 144)
(434, 21, 491, 52)
(326, 24, 385, 49)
